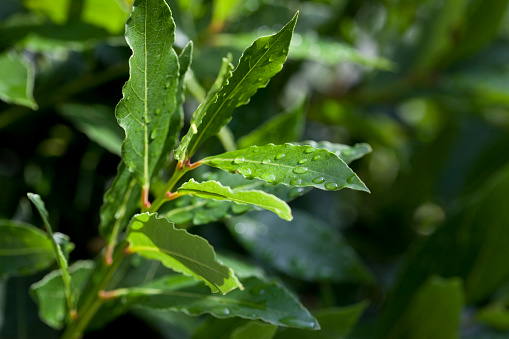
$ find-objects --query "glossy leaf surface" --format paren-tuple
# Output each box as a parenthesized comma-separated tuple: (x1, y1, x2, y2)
(201, 143, 369, 192)
(177, 179, 292, 221)
(126, 213, 241, 294)
(0, 219, 54, 279)
(110, 276, 319, 330)
(0, 52, 37, 109)
(175, 13, 298, 161)
(227, 210, 372, 283)
(30, 261, 94, 329)
(115, 0, 179, 190)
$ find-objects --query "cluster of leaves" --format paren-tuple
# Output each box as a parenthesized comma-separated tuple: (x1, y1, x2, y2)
(0, 0, 376, 338)
(3, 0, 509, 338)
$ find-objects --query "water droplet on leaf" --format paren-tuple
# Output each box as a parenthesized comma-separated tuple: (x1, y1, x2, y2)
(238, 167, 252, 176)
(262, 158, 271, 164)
(261, 173, 276, 183)
(324, 182, 339, 190)
(233, 156, 244, 164)
(313, 155, 321, 161)
(290, 178, 302, 185)
(280, 317, 318, 329)
(298, 159, 308, 164)
(312, 177, 325, 184)
(347, 174, 357, 184)
(275, 153, 285, 160)
(304, 147, 315, 154)
(293, 167, 308, 174)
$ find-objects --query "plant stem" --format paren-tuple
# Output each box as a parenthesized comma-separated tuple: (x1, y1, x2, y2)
(148, 164, 189, 213)
(60, 243, 127, 339)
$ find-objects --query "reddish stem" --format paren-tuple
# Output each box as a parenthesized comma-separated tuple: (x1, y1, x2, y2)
(141, 186, 151, 209)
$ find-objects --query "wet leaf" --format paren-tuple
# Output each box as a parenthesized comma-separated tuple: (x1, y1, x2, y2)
(201, 143, 369, 192)
(0, 219, 54, 279)
(115, 0, 179, 194)
(126, 213, 241, 294)
(108, 276, 319, 330)
(175, 13, 298, 161)
(177, 179, 292, 221)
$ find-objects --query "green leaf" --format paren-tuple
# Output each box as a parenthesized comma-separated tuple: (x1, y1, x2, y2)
(115, 0, 179, 196)
(237, 98, 306, 149)
(387, 276, 463, 339)
(296, 141, 372, 165)
(275, 301, 368, 339)
(177, 179, 292, 221)
(163, 141, 369, 227)
(108, 276, 319, 330)
(162, 171, 309, 226)
(175, 54, 234, 161)
(99, 162, 140, 248)
(215, 31, 395, 70)
(58, 104, 124, 155)
(126, 213, 242, 294)
(30, 261, 94, 329)
(201, 143, 369, 192)
(27, 193, 74, 312)
(0, 52, 37, 109)
(153, 41, 193, 180)
(227, 210, 372, 283)
(0, 219, 54, 279)
(175, 13, 298, 161)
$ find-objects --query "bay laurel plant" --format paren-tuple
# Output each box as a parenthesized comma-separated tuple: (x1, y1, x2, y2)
(1, 0, 371, 338)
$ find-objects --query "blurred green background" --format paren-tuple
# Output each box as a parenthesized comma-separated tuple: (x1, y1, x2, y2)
(1, 0, 509, 338)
